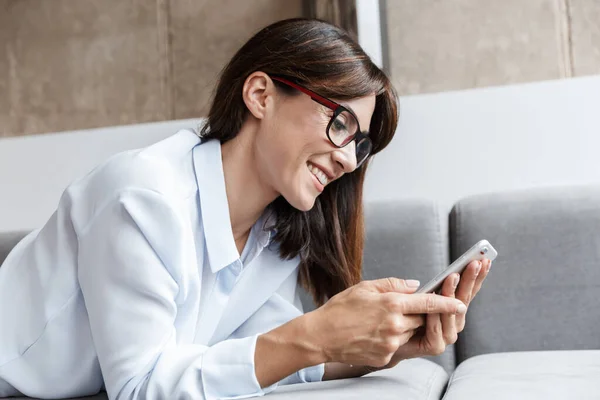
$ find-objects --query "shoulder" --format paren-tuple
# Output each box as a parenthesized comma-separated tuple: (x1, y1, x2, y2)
(69, 129, 200, 203)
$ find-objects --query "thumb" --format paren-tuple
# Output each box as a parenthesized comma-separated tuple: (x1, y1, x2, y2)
(369, 277, 421, 294)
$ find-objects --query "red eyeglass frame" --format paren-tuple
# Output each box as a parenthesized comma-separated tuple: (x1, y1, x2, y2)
(269, 75, 372, 167)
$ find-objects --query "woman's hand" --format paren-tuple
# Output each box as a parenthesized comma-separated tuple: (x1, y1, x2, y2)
(376, 258, 493, 370)
(304, 277, 468, 369)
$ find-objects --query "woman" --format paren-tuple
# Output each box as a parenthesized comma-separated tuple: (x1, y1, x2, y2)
(0, 18, 491, 400)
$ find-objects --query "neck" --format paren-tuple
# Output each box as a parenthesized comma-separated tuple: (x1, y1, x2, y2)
(220, 123, 278, 242)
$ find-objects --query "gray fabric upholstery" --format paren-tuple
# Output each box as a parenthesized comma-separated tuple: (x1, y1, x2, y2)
(442, 350, 600, 400)
(363, 200, 448, 283)
(450, 185, 600, 363)
(266, 358, 448, 400)
(2, 362, 447, 400)
(0, 231, 28, 266)
(3, 356, 447, 400)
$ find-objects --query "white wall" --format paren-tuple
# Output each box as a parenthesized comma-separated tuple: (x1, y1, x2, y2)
(2, 75, 600, 233)
(0, 119, 201, 233)
(363, 74, 600, 212)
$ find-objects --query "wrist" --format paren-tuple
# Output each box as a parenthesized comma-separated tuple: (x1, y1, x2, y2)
(291, 311, 329, 365)
(261, 312, 327, 368)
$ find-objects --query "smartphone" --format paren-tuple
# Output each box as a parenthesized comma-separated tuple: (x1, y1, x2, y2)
(415, 240, 498, 294)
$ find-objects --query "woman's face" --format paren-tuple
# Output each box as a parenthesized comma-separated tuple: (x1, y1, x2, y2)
(254, 76, 376, 211)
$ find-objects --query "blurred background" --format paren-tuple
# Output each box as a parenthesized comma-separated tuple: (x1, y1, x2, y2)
(1, 0, 600, 232)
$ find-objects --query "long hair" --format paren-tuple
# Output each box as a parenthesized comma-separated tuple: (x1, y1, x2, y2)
(200, 18, 399, 306)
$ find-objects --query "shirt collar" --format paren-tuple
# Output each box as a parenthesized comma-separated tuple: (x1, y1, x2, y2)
(192, 139, 275, 273)
(254, 209, 277, 250)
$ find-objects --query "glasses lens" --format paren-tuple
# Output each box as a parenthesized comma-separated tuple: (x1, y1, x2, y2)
(328, 110, 359, 147)
(356, 137, 372, 167)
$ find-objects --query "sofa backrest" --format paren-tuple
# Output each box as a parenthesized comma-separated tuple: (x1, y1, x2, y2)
(451, 185, 600, 363)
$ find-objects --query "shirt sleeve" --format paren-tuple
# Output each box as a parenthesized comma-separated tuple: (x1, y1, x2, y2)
(229, 274, 325, 387)
(77, 188, 275, 400)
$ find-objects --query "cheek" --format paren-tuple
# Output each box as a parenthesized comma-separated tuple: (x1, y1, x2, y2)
(254, 118, 302, 189)
(256, 105, 331, 192)
(273, 111, 327, 162)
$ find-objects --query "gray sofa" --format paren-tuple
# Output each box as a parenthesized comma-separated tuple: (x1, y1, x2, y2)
(2, 184, 599, 399)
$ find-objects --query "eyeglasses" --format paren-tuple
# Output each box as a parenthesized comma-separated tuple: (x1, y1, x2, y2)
(270, 76, 372, 168)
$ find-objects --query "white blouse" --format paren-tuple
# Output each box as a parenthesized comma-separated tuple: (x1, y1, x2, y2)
(0, 129, 324, 400)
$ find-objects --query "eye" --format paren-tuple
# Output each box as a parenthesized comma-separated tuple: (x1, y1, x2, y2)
(332, 119, 347, 133)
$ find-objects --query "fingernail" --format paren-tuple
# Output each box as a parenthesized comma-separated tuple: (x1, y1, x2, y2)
(475, 261, 482, 274)
(406, 279, 420, 288)
(456, 303, 467, 314)
(453, 274, 460, 288)
(488, 261, 492, 271)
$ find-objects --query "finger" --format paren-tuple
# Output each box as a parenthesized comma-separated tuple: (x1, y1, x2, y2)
(400, 293, 467, 315)
(455, 260, 481, 306)
(383, 299, 426, 331)
(425, 313, 446, 355)
(441, 274, 459, 344)
(440, 273, 459, 297)
(471, 259, 492, 298)
(399, 314, 426, 331)
(399, 329, 418, 346)
(456, 313, 466, 333)
(455, 262, 480, 330)
(369, 277, 421, 294)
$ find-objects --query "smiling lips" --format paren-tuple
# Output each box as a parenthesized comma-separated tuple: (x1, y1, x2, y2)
(307, 162, 330, 186)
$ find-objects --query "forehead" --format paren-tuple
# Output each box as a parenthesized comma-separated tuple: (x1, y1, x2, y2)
(337, 95, 376, 133)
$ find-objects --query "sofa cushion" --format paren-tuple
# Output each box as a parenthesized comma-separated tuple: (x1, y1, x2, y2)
(0, 231, 29, 266)
(442, 350, 600, 399)
(450, 185, 600, 362)
(7, 360, 446, 400)
(267, 358, 448, 400)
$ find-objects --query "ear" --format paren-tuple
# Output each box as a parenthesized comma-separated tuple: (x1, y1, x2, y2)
(242, 72, 273, 120)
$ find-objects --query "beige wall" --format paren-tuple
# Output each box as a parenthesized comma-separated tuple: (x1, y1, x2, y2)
(0, 0, 303, 137)
(3, 0, 599, 137)
(385, 0, 600, 95)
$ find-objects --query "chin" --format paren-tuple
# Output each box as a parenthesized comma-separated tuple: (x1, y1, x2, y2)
(284, 193, 317, 212)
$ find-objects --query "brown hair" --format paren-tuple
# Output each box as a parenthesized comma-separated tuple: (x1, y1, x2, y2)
(200, 18, 399, 306)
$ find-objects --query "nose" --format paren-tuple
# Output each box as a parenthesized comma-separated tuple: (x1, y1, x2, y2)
(331, 141, 357, 175)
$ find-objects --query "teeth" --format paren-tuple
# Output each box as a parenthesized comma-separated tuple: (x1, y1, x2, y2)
(307, 163, 329, 186)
